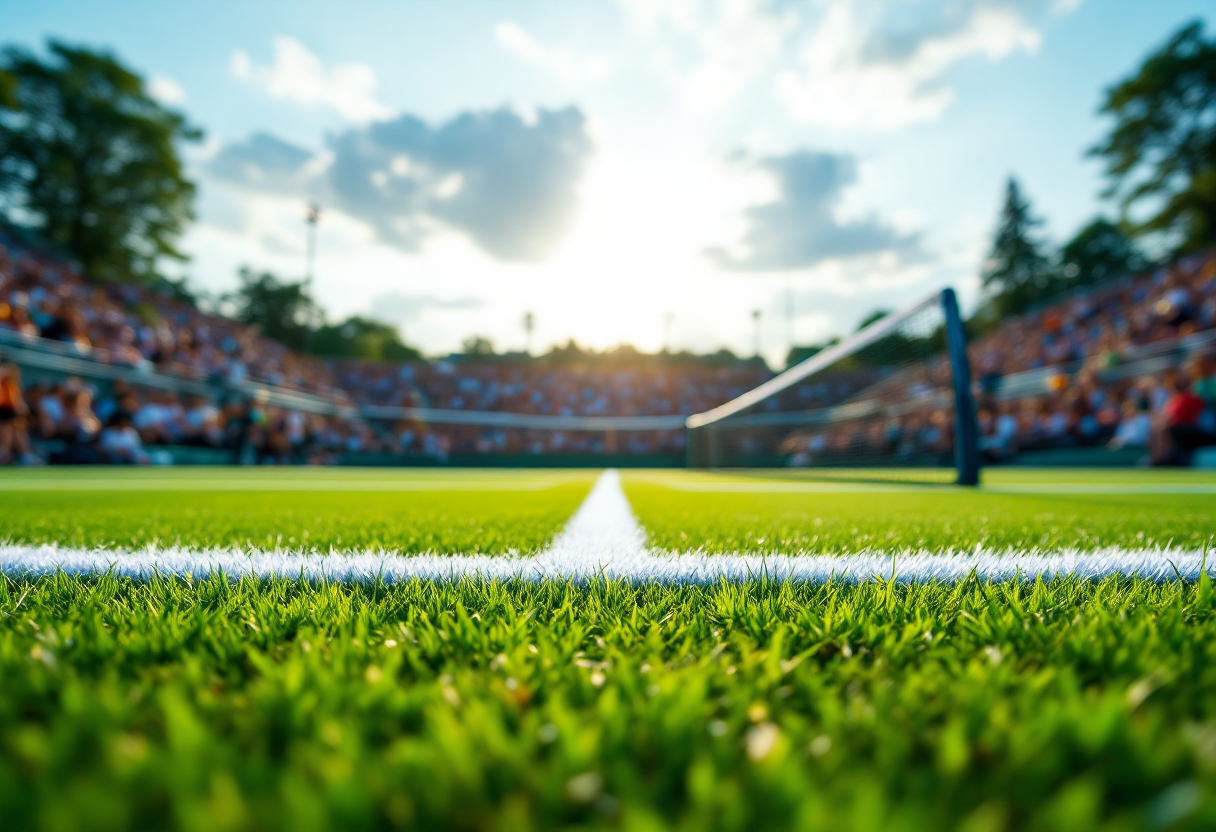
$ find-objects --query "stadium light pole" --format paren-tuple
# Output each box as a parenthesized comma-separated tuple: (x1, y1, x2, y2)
(752, 309, 762, 358)
(523, 311, 534, 355)
(304, 203, 321, 354)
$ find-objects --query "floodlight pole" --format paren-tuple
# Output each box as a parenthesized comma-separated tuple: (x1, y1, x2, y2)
(523, 311, 535, 355)
(752, 309, 762, 358)
(304, 203, 321, 354)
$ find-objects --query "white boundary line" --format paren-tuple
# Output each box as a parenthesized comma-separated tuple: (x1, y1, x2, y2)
(0, 471, 1212, 584)
(653, 481, 1216, 494)
(0, 479, 564, 492)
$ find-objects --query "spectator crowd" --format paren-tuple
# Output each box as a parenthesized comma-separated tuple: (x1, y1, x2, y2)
(969, 252, 1216, 465)
(2, 220, 1215, 467)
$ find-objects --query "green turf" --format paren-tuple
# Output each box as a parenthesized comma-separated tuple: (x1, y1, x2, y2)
(623, 470, 1216, 553)
(0, 469, 594, 553)
(4, 574, 1216, 831)
(4, 466, 1216, 830)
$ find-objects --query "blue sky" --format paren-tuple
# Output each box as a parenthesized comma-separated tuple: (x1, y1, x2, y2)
(3, 0, 1213, 362)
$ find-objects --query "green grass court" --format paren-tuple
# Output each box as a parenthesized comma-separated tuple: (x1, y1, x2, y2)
(1, 466, 1214, 553)
(2, 467, 1216, 830)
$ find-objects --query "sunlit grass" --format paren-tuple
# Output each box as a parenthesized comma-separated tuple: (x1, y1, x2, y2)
(623, 475, 1216, 553)
(3, 467, 1216, 829)
(3, 574, 1216, 830)
(0, 472, 594, 553)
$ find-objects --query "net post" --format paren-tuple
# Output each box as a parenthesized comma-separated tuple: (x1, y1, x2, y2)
(940, 288, 981, 486)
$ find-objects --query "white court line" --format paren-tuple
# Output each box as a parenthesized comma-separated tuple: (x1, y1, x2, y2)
(0, 479, 564, 492)
(653, 481, 1216, 494)
(0, 471, 1212, 584)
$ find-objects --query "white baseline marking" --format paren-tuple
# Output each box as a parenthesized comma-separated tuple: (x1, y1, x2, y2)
(0, 479, 564, 492)
(653, 481, 1216, 495)
(0, 470, 1211, 584)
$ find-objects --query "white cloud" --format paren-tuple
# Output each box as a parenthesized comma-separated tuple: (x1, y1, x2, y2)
(231, 36, 390, 123)
(619, 0, 796, 114)
(206, 106, 593, 263)
(617, 0, 702, 36)
(369, 292, 483, 325)
(494, 21, 610, 83)
(619, 0, 1080, 128)
(778, 1, 1043, 129)
(708, 149, 921, 271)
(680, 0, 796, 114)
(148, 75, 186, 105)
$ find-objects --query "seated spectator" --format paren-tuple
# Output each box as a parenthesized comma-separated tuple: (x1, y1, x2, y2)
(979, 405, 1018, 461)
(182, 394, 224, 447)
(27, 381, 64, 440)
(1109, 399, 1151, 450)
(1191, 353, 1216, 413)
(98, 413, 150, 465)
(0, 301, 39, 338)
(60, 388, 102, 444)
(1151, 374, 1212, 465)
(0, 363, 35, 465)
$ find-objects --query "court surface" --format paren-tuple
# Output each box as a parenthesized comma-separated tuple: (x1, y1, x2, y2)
(5, 466, 1216, 830)
(1, 467, 1213, 582)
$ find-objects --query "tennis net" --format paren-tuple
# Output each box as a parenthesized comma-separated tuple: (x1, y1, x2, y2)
(685, 288, 980, 484)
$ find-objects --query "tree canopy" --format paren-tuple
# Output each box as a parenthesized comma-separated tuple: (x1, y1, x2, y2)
(1092, 20, 1216, 255)
(980, 178, 1054, 319)
(227, 268, 420, 360)
(0, 41, 201, 283)
(313, 316, 422, 362)
(1058, 217, 1146, 290)
(460, 336, 497, 356)
(227, 268, 316, 352)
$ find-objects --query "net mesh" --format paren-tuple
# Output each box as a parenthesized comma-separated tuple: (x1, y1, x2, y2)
(687, 291, 977, 482)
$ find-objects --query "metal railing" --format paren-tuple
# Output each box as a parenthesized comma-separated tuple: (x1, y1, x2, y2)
(0, 330, 687, 431)
(0, 330, 354, 417)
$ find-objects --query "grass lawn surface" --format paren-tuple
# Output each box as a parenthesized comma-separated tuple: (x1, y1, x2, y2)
(2, 467, 1216, 831)
(3, 575, 1216, 831)
(623, 469, 1216, 553)
(0, 469, 595, 553)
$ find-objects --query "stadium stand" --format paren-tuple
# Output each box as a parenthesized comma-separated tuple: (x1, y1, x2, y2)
(1, 221, 1215, 467)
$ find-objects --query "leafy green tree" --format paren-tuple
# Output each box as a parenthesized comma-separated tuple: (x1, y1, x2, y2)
(1058, 217, 1147, 289)
(855, 310, 890, 332)
(0, 67, 15, 108)
(227, 268, 315, 352)
(0, 41, 201, 282)
(1092, 20, 1216, 254)
(785, 339, 839, 369)
(460, 336, 496, 356)
(980, 178, 1054, 319)
(313, 316, 422, 361)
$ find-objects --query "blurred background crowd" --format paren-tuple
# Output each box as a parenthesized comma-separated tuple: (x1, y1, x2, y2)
(3, 219, 1214, 466)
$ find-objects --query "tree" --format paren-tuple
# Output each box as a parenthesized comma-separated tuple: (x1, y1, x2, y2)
(855, 310, 890, 332)
(1091, 21, 1216, 254)
(980, 178, 1054, 319)
(460, 335, 496, 356)
(786, 339, 839, 369)
(1058, 217, 1147, 289)
(0, 41, 201, 283)
(227, 268, 315, 351)
(0, 67, 15, 108)
(312, 316, 422, 361)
